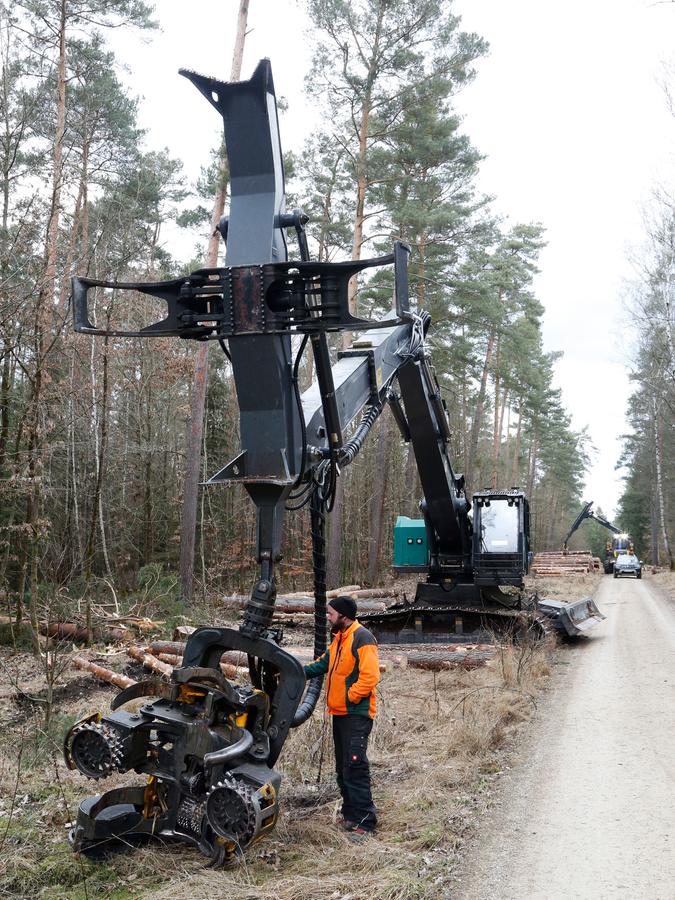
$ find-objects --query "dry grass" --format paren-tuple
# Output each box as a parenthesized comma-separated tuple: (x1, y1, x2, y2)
(0, 631, 557, 900)
(525, 571, 603, 602)
(648, 568, 675, 601)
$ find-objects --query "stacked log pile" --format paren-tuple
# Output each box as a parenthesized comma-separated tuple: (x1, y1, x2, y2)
(530, 551, 601, 576)
(219, 588, 393, 616)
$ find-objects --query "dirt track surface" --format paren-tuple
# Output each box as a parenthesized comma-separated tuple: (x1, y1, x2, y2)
(456, 575, 675, 899)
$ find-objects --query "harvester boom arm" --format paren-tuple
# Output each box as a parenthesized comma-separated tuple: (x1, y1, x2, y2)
(389, 355, 472, 574)
(563, 500, 620, 550)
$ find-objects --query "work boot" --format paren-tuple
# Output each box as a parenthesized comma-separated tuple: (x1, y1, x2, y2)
(347, 826, 372, 843)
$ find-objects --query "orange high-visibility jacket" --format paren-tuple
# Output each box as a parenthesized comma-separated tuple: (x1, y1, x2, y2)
(304, 620, 380, 718)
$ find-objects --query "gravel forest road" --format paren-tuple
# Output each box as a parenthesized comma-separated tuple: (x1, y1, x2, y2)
(455, 575, 675, 900)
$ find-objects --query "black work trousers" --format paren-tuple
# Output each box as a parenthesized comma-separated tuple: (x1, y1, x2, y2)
(332, 714, 377, 831)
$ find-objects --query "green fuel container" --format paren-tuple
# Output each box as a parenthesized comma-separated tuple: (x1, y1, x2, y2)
(393, 516, 427, 567)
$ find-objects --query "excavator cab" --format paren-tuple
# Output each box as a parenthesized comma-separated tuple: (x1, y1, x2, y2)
(472, 490, 530, 587)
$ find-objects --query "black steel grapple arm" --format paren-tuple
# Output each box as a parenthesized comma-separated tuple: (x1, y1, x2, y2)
(563, 501, 621, 549)
(70, 57, 417, 643)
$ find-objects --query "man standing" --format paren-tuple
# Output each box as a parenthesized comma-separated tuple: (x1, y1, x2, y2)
(303, 596, 380, 837)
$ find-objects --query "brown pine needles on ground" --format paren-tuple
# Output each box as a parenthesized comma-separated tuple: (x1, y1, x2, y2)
(0, 632, 556, 900)
(0, 570, 613, 899)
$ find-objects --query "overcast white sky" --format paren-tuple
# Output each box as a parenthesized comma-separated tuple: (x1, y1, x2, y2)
(112, 0, 675, 520)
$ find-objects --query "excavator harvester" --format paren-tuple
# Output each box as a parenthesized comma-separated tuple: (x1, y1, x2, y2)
(562, 501, 632, 573)
(62, 59, 603, 865)
(358, 363, 604, 643)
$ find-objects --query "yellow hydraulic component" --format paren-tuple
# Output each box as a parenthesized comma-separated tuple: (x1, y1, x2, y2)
(143, 776, 159, 818)
(259, 782, 275, 802)
(252, 782, 278, 842)
(142, 775, 167, 819)
(216, 835, 237, 855)
(177, 684, 207, 704)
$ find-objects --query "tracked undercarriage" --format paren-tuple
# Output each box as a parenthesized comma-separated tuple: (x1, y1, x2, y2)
(361, 583, 604, 644)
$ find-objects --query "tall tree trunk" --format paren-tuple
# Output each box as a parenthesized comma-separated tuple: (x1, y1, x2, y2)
(179, 0, 249, 605)
(466, 327, 495, 494)
(662, 278, 675, 382)
(491, 390, 509, 490)
(489, 334, 502, 489)
(526, 428, 538, 500)
(545, 491, 559, 548)
(461, 323, 468, 471)
(653, 400, 673, 569)
(0, 346, 11, 473)
(416, 236, 426, 307)
(502, 397, 511, 482)
(26, 0, 67, 654)
(511, 398, 523, 486)
(367, 409, 392, 585)
(58, 139, 87, 306)
(326, 0, 387, 583)
(328, 2, 385, 578)
(346, 0, 386, 319)
(143, 391, 153, 563)
(326, 478, 344, 589)
(650, 484, 660, 567)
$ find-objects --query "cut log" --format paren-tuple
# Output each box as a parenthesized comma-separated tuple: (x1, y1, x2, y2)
(276, 585, 361, 600)
(342, 588, 397, 599)
(44, 622, 130, 642)
(149, 640, 186, 657)
(385, 654, 408, 670)
(127, 645, 173, 678)
(400, 648, 496, 671)
(530, 549, 600, 576)
(148, 641, 250, 668)
(173, 625, 197, 641)
(156, 652, 181, 666)
(0, 618, 130, 643)
(72, 656, 136, 689)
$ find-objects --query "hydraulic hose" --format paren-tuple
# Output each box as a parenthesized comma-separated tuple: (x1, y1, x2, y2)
(291, 488, 327, 726)
(338, 401, 383, 467)
(203, 729, 254, 767)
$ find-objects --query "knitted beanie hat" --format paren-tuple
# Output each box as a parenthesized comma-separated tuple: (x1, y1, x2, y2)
(328, 596, 357, 620)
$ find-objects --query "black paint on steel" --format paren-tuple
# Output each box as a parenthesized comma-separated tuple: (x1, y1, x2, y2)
(182, 60, 299, 638)
(181, 626, 305, 766)
(562, 500, 621, 550)
(292, 489, 328, 726)
(396, 356, 472, 572)
(386, 389, 412, 442)
(71, 248, 414, 339)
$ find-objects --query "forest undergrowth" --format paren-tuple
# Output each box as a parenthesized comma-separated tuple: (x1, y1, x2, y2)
(0, 573, 604, 899)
